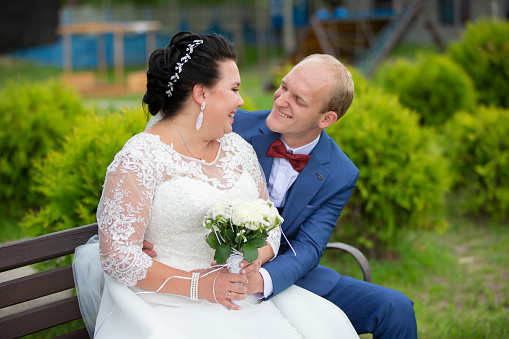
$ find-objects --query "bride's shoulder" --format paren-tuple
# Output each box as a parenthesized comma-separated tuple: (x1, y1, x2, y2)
(120, 132, 165, 152)
(222, 132, 254, 152)
(107, 133, 160, 171)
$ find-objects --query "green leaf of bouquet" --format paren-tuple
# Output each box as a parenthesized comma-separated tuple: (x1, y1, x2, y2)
(249, 238, 267, 248)
(205, 232, 220, 250)
(250, 233, 266, 241)
(225, 229, 236, 242)
(242, 241, 259, 263)
(215, 243, 231, 265)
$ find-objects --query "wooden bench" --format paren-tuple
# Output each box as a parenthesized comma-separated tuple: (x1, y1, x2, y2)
(0, 223, 370, 338)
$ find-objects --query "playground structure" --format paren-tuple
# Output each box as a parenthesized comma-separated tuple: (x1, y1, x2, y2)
(291, 0, 445, 76)
(57, 20, 160, 95)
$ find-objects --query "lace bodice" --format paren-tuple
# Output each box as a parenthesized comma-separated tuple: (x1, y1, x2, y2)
(97, 132, 280, 287)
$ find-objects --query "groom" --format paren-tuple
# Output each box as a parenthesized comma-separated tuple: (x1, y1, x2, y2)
(232, 54, 417, 338)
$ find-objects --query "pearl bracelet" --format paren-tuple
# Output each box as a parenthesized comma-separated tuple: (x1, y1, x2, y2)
(190, 272, 200, 301)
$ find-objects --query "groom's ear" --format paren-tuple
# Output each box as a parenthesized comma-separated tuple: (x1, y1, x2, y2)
(193, 84, 206, 103)
(318, 110, 338, 129)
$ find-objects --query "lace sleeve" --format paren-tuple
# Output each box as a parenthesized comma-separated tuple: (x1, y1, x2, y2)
(240, 138, 281, 258)
(97, 142, 155, 287)
(266, 224, 281, 259)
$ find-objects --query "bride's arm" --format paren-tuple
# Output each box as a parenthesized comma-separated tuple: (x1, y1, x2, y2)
(239, 146, 281, 275)
(98, 146, 246, 309)
(252, 159, 281, 263)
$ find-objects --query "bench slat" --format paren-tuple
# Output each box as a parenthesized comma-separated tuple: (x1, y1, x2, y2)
(0, 224, 98, 272)
(53, 328, 90, 339)
(0, 265, 75, 308)
(0, 296, 83, 338)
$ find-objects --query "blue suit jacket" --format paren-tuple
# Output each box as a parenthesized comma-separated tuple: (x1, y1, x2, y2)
(233, 109, 359, 298)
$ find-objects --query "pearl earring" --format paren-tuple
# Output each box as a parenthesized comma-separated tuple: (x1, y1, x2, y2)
(196, 102, 205, 131)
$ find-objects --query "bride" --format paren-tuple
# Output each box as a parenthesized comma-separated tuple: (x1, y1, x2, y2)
(73, 31, 358, 339)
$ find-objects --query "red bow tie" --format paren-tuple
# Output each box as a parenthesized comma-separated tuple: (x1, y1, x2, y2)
(266, 139, 311, 172)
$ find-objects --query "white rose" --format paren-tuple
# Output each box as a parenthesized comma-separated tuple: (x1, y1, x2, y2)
(210, 201, 229, 218)
(231, 201, 251, 225)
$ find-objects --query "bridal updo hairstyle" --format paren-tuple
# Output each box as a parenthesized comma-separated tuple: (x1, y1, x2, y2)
(143, 31, 237, 118)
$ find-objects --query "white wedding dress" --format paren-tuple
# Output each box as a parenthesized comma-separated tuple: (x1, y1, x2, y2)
(73, 131, 358, 339)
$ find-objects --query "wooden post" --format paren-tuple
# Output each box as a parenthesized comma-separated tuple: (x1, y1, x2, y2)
(62, 33, 72, 73)
(146, 31, 156, 64)
(230, 0, 245, 64)
(283, 0, 296, 56)
(97, 33, 107, 79)
(114, 30, 124, 84)
(255, 0, 267, 67)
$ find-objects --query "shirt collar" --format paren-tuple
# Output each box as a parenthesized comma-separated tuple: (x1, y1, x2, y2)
(280, 135, 320, 155)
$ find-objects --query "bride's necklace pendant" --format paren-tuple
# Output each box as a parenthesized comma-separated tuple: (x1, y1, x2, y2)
(172, 117, 211, 160)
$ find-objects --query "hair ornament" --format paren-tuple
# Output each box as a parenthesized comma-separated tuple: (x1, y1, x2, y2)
(166, 39, 204, 97)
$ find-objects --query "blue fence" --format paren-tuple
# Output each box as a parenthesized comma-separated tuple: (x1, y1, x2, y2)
(10, 32, 174, 69)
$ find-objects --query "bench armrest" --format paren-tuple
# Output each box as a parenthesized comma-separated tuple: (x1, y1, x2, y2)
(325, 242, 371, 283)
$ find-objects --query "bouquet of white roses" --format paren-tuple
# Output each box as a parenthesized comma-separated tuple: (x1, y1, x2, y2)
(203, 199, 283, 266)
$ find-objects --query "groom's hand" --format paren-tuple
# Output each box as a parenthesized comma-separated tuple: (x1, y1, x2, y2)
(142, 241, 157, 258)
(239, 258, 265, 296)
(244, 271, 264, 295)
(240, 259, 262, 277)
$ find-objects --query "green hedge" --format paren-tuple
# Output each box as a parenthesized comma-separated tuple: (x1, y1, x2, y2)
(21, 107, 146, 237)
(399, 55, 476, 125)
(448, 19, 509, 108)
(374, 55, 476, 126)
(443, 106, 509, 221)
(372, 58, 414, 94)
(328, 79, 451, 254)
(0, 80, 84, 219)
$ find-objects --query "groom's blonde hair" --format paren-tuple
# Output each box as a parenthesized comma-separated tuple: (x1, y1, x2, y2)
(301, 54, 354, 120)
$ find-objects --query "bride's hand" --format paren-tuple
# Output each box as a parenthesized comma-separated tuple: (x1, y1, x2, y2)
(199, 269, 248, 310)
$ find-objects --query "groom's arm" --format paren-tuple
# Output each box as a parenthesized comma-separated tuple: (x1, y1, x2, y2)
(261, 169, 359, 299)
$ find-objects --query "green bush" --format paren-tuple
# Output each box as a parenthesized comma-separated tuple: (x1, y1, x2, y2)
(372, 58, 414, 93)
(21, 107, 147, 237)
(0, 80, 84, 219)
(327, 85, 452, 255)
(348, 66, 369, 95)
(443, 106, 509, 221)
(400, 55, 476, 125)
(374, 55, 476, 126)
(448, 19, 509, 108)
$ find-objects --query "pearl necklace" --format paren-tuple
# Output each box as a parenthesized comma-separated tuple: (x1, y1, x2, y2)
(171, 117, 210, 160)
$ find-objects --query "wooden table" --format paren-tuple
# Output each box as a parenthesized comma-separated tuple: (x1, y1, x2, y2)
(57, 21, 161, 83)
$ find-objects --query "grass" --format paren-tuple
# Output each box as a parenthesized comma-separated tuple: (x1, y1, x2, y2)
(0, 57, 61, 87)
(321, 215, 509, 338)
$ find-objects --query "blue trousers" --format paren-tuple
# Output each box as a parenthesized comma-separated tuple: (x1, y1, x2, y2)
(320, 272, 418, 338)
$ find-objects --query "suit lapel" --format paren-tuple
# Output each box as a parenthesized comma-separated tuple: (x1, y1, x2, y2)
(250, 124, 279, 182)
(281, 131, 332, 231)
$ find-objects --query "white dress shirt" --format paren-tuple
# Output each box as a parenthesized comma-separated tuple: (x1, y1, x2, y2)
(257, 135, 320, 298)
